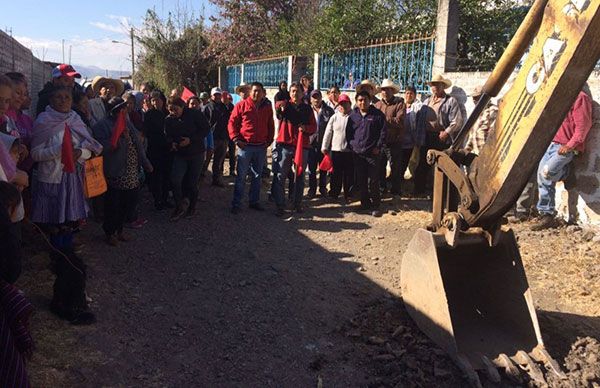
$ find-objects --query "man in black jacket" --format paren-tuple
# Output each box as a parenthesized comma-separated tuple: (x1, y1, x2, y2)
(307, 90, 335, 197)
(203, 87, 230, 187)
(165, 97, 211, 220)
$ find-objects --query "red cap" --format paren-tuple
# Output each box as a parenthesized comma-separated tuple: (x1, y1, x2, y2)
(338, 94, 351, 104)
(52, 64, 81, 79)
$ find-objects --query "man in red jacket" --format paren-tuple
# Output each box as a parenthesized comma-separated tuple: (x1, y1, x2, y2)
(228, 82, 275, 214)
(270, 82, 317, 216)
(531, 90, 593, 230)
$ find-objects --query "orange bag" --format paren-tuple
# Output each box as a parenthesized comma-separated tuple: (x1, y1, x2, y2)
(83, 156, 107, 198)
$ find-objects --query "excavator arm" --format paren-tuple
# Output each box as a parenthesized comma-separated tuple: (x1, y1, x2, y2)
(463, 0, 600, 229)
(401, 0, 600, 385)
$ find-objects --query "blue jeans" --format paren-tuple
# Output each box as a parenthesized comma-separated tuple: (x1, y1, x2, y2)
(271, 144, 308, 208)
(231, 145, 266, 208)
(536, 142, 574, 216)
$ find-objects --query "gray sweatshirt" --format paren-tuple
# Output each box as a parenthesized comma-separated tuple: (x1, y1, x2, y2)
(322, 111, 351, 152)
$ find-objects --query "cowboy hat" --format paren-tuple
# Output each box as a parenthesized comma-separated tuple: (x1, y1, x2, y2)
(91, 76, 124, 96)
(427, 74, 452, 89)
(379, 79, 401, 94)
(355, 79, 379, 96)
(235, 83, 251, 94)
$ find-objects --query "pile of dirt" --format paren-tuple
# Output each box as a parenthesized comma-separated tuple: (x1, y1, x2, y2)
(340, 297, 466, 387)
(547, 337, 600, 388)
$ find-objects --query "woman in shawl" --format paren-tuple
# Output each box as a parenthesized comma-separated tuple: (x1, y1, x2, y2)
(92, 97, 152, 246)
(30, 85, 102, 325)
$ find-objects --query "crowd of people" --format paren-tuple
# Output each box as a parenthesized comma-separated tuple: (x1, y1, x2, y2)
(0, 62, 593, 385)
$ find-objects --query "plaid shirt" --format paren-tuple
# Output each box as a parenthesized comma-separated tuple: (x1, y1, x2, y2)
(465, 103, 498, 155)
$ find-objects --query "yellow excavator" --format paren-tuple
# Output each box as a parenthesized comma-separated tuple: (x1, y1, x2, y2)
(401, 0, 600, 385)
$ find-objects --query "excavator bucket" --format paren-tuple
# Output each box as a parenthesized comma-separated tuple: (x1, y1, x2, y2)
(400, 228, 561, 384)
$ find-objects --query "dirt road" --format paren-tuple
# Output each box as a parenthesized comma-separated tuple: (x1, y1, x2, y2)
(18, 175, 600, 387)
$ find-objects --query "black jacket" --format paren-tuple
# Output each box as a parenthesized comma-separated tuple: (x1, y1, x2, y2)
(143, 108, 169, 159)
(311, 103, 335, 148)
(0, 204, 21, 284)
(203, 100, 230, 141)
(165, 108, 210, 159)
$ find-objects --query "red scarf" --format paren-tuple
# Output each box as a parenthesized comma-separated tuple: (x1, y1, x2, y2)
(294, 131, 305, 176)
(61, 123, 75, 173)
(110, 110, 127, 149)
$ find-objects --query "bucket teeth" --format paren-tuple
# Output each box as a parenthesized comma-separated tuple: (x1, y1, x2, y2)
(531, 346, 567, 379)
(455, 353, 483, 388)
(478, 353, 501, 383)
(513, 350, 547, 385)
(496, 353, 523, 384)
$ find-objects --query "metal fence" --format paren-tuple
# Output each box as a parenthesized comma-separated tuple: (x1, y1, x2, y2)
(319, 35, 435, 93)
(242, 56, 288, 88)
(226, 65, 242, 93)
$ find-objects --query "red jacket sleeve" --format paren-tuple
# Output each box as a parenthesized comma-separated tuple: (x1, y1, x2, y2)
(228, 102, 242, 141)
(566, 92, 593, 150)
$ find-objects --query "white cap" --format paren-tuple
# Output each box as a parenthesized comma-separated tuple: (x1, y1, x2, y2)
(211, 87, 223, 96)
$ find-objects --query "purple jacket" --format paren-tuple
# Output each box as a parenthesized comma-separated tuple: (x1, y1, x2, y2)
(347, 106, 387, 155)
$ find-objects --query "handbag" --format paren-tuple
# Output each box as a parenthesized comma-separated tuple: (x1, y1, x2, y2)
(83, 156, 107, 198)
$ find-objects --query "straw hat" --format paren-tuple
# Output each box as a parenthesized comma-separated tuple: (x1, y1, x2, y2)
(235, 83, 251, 94)
(379, 79, 401, 94)
(91, 76, 124, 96)
(355, 79, 379, 96)
(427, 74, 452, 89)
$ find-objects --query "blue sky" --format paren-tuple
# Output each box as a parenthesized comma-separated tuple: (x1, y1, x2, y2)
(4, 0, 217, 71)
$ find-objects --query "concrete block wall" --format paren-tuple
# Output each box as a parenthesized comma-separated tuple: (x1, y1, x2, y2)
(446, 71, 600, 226)
(0, 30, 52, 117)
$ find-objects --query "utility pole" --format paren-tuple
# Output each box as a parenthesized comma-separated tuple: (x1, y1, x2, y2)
(8, 28, 15, 70)
(62, 39, 65, 63)
(433, 0, 459, 73)
(68, 45, 72, 64)
(130, 27, 135, 89)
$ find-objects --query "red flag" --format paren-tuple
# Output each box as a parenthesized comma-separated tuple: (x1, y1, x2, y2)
(319, 153, 333, 173)
(294, 131, 305, 177)
(110, 109, 127, 149)
(61, 123, 76, 173)
(181, 86, 196, 102)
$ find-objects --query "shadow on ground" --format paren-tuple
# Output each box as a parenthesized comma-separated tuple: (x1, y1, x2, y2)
(15, 175, 598, 387)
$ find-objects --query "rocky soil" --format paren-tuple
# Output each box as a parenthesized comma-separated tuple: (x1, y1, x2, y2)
(15, 174, 600, 387)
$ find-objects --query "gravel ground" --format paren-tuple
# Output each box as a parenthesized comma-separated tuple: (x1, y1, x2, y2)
(15, 173, 600, 387)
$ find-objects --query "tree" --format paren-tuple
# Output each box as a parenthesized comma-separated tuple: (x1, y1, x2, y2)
(456, 0, 529, 70)
(309, 0, 437, 54)
(207, 0, 320, 63)
(172, 0, 527, 75)
(134, 9, 218, 93)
